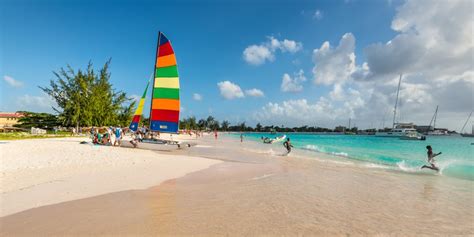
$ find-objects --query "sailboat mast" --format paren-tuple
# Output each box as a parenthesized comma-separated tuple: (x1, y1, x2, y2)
(149, 31, 161, 129)
(392, 74, 402, 129)
(429, 105, 439, 130)
(460, 111, 472, 133)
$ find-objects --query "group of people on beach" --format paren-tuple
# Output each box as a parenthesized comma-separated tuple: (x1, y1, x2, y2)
(129, 125, 164, 148)
(91, 126, 123, 146)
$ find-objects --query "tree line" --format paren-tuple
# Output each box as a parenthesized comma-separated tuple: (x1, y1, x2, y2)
(177, 116, 361, 133)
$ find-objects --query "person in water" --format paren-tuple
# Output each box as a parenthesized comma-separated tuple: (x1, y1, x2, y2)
(421, 145, 442, 171)
(283, 138, 293, 154)
(240, 133, 243, 143)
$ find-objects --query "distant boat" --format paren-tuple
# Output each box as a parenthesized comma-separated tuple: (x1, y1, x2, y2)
(375, 74, 424, 139)
(426, 105, 449, 136)
(400, 130, 426, 140)
(460, 111, 474, 138)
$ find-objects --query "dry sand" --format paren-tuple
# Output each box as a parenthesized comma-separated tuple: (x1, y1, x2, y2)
(0, 135, 220, 217)
(1, 134, 473, 236)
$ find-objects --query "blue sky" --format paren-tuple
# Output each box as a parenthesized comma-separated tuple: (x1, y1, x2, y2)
(2, 0, 472, 130)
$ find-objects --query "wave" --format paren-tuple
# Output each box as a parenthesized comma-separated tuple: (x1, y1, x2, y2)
(396, 160, 420, 173)
(363, 163, 393, 170)
(302, 145, 348, 157)
(251, 173, 275, 181)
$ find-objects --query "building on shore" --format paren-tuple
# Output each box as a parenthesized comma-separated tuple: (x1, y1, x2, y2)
(0, 112, 25, 128)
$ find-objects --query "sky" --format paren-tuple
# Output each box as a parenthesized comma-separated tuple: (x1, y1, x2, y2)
(1, 0, 473, 131)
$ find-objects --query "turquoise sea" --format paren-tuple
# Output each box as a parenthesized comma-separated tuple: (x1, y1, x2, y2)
(232, 133, 474, 181)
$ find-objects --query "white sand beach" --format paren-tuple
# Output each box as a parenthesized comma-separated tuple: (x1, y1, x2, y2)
(0, 135, 220, 217)
(0, 134, 473, 236)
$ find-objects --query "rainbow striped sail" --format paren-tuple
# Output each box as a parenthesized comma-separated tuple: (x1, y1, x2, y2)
(129, 80, 150, 132)
(149, 32, 180, 133)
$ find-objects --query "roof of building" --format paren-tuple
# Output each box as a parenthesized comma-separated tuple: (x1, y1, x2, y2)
(0, 112, 25, 118)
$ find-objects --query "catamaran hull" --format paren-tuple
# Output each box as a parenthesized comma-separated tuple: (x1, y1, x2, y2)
(375, 132, 406, 137)
(122, 139, 192, 151)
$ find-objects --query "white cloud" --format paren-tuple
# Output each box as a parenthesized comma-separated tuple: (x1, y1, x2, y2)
(281, 69, 307, 92)
(243, 37, 302, 65)
(242, 45, 274, 66)
(313, 10, 323, 20)
(280, 39, 303, 53)
(17, 94, 56, 113)
(193, 93, 203, 101)
(353, 0, 474, 130)
(245, 88, 265, 97)
(217, 81, 245, 100)
(257, 0, 472, 131)
(312, 33, 356, 86)
(362, 0, 473, 80)
(3, 75, 23, 88)
(254, 90, 365, 127)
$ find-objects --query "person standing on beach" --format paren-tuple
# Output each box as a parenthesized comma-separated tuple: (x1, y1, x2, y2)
(214, 130, 218, 140)
(114, 126, 123, 146)
(240, 133, 243, 142)
(283, 138, 293, 154)
(421, 145, 441, 171)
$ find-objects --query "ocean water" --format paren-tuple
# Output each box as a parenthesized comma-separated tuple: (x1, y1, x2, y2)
(232, 133, 474, 181)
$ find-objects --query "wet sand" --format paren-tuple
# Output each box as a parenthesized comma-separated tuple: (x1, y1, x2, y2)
(1, 135, 473, 236)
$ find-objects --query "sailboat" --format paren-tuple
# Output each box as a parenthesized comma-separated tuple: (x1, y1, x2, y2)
(127, 31, 186, 149)
(426, 105, 449, 136)
(460, 111, 474, 137)
(129, 80, 150, 132)
(375, 74, 425, 140)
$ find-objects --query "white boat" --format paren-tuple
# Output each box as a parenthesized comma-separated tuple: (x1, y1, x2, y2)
(375, 123, 419, 137)
(262, 135, 286, 144)
(375, 74, 424, 140)
(427, 130, 449, 136)
(271, 135, 286, 143)
(400, 131, 426, 140)
(425, 105, 450, 136)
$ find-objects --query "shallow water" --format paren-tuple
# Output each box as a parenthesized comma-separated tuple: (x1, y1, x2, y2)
(1, 135, 472, 236)
(234, 133, 474, 181)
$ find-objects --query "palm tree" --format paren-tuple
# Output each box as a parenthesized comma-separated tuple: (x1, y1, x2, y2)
(221, 120, 230, 131)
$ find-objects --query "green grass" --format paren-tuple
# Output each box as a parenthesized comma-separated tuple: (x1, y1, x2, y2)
(0, 132, 86, 140)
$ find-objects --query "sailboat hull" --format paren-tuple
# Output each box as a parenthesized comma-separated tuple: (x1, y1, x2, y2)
(150, 121, 179, 133)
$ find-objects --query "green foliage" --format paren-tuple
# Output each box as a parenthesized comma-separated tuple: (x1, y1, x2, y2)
(0, 132, 74, 140)
(14, 111, 61, 129)
(221, 120, 230, 131)
(40, 60, 135, 127)
(177, 116, 373, 133)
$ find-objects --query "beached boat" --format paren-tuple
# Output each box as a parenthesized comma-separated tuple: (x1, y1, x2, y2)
(128, 32, 187, 149)
(129, 80, 150, 132)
